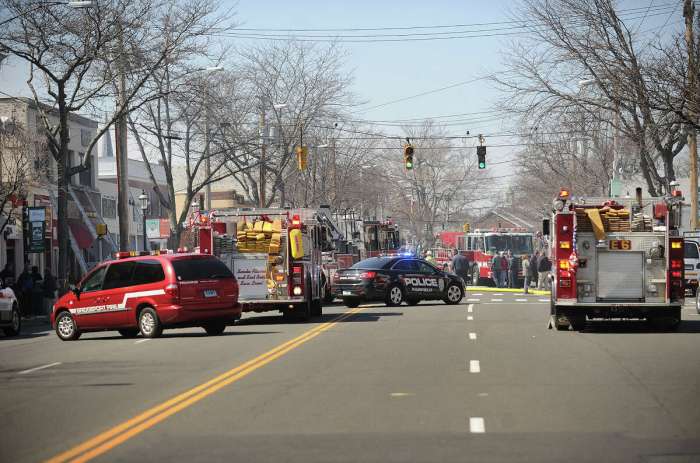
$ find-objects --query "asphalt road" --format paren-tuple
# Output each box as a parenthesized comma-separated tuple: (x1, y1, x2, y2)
(1, 292, 700, 463)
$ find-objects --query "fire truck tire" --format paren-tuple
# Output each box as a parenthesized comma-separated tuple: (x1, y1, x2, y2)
(471, 267, 480, 286)
(203, 322, 226, 335)
(322, 280, 335, 304)
(386, 284, 405, 306)
(568, 313, 587, 331)
(311, 298, 323, 317)
(648, 311, 681, 331)
(342, 298, 360, 308)
(138, 307, 163, 338)
(118, 328, 139, 338)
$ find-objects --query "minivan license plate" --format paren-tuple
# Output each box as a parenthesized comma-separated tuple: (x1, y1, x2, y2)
(204, 289, 217, 298)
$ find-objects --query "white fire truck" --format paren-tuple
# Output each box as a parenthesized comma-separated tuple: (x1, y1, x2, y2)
(198, 207, 335, 321)
(457, 228, 535, 286)
(547, 189, 685, 331)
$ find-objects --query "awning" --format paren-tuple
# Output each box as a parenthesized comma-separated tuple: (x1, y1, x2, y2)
(68, 220, 95, 249)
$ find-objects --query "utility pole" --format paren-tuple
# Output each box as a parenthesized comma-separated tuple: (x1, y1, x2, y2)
(204, 105, 211, 211)
(115, 18, 130, 251)
(259, 108, 266, 208)
(685, 0, 698, 230)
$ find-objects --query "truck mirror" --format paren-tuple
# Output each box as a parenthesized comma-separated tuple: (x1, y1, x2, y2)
(542, 219, 550, 236)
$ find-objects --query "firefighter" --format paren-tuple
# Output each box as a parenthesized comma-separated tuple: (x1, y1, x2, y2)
(424, 250, 436, 265)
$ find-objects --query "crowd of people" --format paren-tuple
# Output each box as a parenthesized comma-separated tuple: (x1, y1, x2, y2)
(0, 262, 57, 318)
(421, 247, 552, 293)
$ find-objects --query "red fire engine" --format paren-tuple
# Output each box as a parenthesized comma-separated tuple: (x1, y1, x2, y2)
(457, 228, 535, 286)
(547, 188, 684, 331)
(197, 208, 333, 321)
(360, 219, 401, 259)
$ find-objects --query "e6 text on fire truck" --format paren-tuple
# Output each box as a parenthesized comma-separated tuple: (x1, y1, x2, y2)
(547, 188, 684, 331)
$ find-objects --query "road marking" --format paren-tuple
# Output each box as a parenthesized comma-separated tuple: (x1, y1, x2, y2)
(468, 332, 477, 340)
(538, 298, 550, 302)
(515, 298, 528, 302)
(490, 298, 503, 302)
(390, 392, 415, 397)
(18, 362, 61, 375)
(467, 304, 474, 313)
(471, 293, 483, 296)
(134, 339, 150, 344)
(469, 360, 480, 373)
(493, 293, 503, 296)
(469, 417, 486, 433)
(45, 307, 365, 463)
(467, 315, 474, 321)
(467, 298, 480, 302)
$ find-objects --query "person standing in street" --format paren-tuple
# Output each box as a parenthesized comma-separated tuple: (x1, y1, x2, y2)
(490, 251, 501, 287)
(451, 249, 470, 287)
(538, 254, 552, 290)
(522, 255, 530, 294)
(529, 252, 539, 289)
(16, 264, 33, 317)
(499, 251, 509, 288)
(43, 268, 57, 316)
(506, 250, 518, 288)
(30, 266, 43, 317)
(0, 262, 14, 288)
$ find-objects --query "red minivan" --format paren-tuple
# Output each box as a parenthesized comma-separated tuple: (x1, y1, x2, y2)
(51, 253, 241, 340)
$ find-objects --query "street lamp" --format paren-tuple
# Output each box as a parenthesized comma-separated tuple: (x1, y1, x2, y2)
(138, 190, 149, 252)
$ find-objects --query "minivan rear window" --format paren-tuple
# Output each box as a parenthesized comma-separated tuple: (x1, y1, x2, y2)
(171, 257, 234, 281)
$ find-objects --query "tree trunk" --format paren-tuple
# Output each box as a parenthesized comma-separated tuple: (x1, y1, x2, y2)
(56, 84, 71, 293)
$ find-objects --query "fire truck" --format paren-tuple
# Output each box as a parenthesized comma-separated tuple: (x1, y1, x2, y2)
(359, 219, 401, 259)
(198, 207, 335, 321)
(457, 228, 535, 286)
(547, 188, 685, 331)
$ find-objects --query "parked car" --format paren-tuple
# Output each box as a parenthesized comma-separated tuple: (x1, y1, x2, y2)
(333, 256, 464, 308)
(0, 283, 20, 337)
(684, 240, 699, 297)
(51, 253, 241, 341)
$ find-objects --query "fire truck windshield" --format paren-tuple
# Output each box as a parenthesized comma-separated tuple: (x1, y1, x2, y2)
(485, 235, 533, 255)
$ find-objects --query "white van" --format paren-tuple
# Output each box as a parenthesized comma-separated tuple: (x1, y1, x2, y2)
(685, 240, 699, 297)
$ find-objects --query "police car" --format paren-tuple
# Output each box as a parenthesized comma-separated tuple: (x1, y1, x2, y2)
(51, 252, 241, 340)
(332, 256, 465, 308)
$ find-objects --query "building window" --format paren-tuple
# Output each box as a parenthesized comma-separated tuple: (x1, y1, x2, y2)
(81, 129, 92, 147)
(102, 197, 116, 219)
(78, 152, 93, 187)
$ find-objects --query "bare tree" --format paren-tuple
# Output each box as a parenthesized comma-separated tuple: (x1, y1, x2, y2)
(235, 40, 354, 207)
(0, 0, 232, 285)
(496, 0, 687, 196)
(379, 122, 479, 247)
(0, 117, 44, 235)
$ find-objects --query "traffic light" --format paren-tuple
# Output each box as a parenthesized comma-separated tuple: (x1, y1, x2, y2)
(295, 146, 308, 170)
(403, 144, 414, 170)
(477, 145, 486, 169)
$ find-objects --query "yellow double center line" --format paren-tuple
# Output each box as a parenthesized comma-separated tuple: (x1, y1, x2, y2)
(46, 307, 365, 463)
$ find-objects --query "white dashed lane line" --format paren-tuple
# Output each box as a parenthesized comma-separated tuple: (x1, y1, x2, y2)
(470, 293, 483, 296)
(467, 298, 480, 302)
(469, 417, 486, 433)
(135, 339, 151, 344)
(538, 299, 550, 302)
(515, 298, 528, 302)
(490, 299, 503, 302)
(468, 332, 477, 340)
(467, 316, 474, 321)
(467, 304, 473, 313)
(17, 362, 61, 375)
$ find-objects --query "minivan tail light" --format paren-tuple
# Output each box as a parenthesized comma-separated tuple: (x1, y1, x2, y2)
(165, 283, 179, 300)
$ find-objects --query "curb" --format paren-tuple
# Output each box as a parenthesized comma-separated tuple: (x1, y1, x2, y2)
(465, 286, 551, 296)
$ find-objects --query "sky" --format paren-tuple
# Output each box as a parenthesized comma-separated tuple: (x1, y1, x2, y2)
(0, 0, 685, 205)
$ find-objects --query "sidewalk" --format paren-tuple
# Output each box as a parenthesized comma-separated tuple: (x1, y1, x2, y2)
(466, 286, 551, 296)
